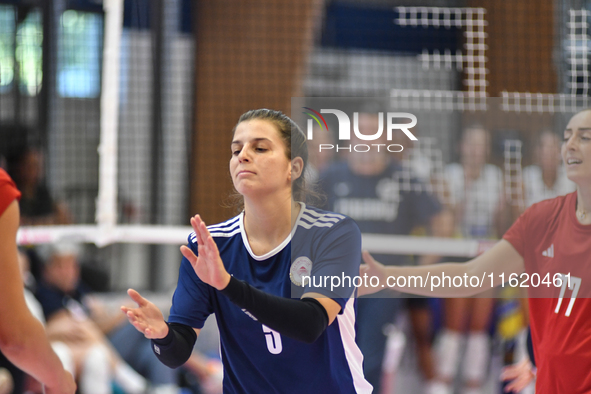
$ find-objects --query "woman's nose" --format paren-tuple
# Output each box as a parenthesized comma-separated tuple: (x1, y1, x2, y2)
(564, 135, 577, 151)
(237, 146, 251, 162)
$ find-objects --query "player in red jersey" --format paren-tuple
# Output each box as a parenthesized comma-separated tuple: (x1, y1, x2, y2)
(0, 168, 76, 394)
(360, 108, 591, 393)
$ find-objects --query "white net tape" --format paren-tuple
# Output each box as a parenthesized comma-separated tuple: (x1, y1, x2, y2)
(16, 225, 496, 257)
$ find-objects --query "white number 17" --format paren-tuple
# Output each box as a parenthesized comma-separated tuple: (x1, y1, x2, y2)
(554, 273, 581, 317)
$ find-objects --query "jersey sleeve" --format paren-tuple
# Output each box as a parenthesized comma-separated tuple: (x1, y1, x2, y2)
(303, 218, 361, 312)
(0, 169, 21, 216)
(168, 234, 214, 329)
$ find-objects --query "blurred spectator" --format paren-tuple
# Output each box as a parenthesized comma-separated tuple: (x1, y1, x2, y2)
(436, 125, 504, 394)
(35, 242, 221, 394)
(319, 112, 443, 394)
(16, 249, 116, 394)
(523, 131, 575, 207)
(35, 242, 174, 393)
(34, 243, 149, 394)
(8, 147, 72, 225)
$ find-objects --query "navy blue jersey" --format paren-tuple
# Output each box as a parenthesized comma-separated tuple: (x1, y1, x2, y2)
(320, 161, 441, 266)
(168, 204, 372, 394)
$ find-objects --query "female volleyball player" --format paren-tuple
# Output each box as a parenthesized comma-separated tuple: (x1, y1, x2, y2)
(0, 168, 76, 394)
(360, 108, 591, 393)
(122, 109, 372, 393)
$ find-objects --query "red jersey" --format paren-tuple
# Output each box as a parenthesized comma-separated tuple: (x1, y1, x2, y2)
(503, 192, 591, 393)
(0, 168, 21, 216)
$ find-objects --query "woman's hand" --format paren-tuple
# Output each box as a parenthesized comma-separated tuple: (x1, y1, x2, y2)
(358, 250, 388, 296)
(121, 289, 168, 339)
(500, 358, 536, 393)
(180, 214, 231, 291)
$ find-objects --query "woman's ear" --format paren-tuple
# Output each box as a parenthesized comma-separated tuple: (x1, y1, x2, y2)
(291, 157, 304, 182)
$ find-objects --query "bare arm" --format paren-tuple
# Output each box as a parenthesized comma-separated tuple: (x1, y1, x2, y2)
(360, 239, 525, 297)
(0, 201, 76, 394)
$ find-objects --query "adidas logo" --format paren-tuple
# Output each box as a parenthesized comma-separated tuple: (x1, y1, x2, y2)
(542, 244, 554, 258)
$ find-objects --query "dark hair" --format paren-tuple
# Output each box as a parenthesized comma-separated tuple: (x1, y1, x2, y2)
(226, 109, 322, 211)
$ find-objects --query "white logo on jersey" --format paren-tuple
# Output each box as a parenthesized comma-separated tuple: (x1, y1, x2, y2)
(242, 309, 258, 321)
(290, 256, 313, 287)
(542, 244, 554, 258)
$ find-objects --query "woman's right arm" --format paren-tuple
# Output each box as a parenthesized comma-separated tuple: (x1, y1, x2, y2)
(0, 201, 76, 394)
(360, 239, 525, 297)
